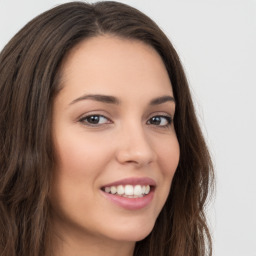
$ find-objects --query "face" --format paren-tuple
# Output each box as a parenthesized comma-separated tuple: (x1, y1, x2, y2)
(51, 36, 179, 246)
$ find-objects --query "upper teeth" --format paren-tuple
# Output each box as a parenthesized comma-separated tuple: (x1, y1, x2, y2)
(104, 185, 150, 197)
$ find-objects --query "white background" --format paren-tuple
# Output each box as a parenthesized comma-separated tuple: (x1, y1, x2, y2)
(0, 0, 255, 255)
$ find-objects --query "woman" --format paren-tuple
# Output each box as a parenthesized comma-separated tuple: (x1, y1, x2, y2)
(0, 1, 214, 256)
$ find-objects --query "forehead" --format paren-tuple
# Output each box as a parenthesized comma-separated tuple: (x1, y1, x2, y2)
(58, 35, 173, 100)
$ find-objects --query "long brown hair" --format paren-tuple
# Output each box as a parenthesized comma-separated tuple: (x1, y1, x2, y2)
(0, 2, 214, 256)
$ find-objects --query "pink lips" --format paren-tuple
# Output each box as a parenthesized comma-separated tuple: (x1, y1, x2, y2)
(102, 177, 156, 187)
(101, 177, 156, 210)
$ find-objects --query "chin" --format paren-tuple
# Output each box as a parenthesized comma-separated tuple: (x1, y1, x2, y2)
(107, 220, 155, 242)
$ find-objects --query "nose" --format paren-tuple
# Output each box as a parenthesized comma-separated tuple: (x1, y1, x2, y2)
(115, 123, 156, 168)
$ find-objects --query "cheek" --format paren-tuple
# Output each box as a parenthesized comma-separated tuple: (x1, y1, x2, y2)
(54, 131, 112, 180)
(50, 132, 113, 222)
(158, 135, 180, 177)
(155, 135, 180, 203)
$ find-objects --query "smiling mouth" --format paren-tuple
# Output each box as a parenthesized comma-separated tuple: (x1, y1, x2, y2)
(101, 184, 152, 198)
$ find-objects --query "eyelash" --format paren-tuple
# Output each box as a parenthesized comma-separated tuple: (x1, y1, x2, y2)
(79, 114, 173, 128)
(146, 115, 173, 128)
(79, 115, 111, 127)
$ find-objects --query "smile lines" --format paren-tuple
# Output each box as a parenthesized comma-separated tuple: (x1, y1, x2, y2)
(103, 184, 151, 198)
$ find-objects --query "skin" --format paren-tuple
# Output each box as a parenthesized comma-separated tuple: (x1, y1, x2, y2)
(50, 35, 180, 256)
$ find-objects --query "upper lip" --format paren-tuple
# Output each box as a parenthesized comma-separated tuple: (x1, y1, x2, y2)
(101, 177, 156, 188)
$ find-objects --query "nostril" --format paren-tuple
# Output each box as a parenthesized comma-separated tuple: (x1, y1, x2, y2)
(116, 150, 155, 167)
(115, 131, 156, 166)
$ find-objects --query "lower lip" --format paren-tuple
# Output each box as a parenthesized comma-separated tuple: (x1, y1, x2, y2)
(101, 190, 154, 210)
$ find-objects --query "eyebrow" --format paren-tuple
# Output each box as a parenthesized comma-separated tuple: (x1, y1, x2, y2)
(149, 95, 175, 105)
(69, 94, 175, 106)
(69, 94, 120, 105)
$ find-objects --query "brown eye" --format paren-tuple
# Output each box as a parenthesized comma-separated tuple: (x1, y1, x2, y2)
(147, 116, 172, 127)
(80, 115, 110, 125)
